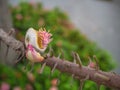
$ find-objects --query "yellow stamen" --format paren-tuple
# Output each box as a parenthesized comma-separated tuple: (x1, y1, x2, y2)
(36, 31, 43, 49)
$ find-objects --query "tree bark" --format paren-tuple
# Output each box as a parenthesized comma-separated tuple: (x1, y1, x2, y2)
(0, 0, 17, 66)
(42, 57, 120, 89)
(0, 29, 25, 66)
(0, 0, 12, 31)
(0, 29, 120, 89)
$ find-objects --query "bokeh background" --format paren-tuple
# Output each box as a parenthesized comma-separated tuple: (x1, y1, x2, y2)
(9, 0, 120, 73)
(0, 0, 120, 90)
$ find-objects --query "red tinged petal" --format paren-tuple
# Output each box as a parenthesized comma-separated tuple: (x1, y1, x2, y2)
(26, 44, 44, 63)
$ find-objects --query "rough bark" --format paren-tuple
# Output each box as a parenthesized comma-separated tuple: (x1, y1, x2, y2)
(0, 29, 25, 65)
(0, 0, 17, 66)
(0, 0, 12, 32)
(42, 57, 120, 89)
(0, 29, 120, 89)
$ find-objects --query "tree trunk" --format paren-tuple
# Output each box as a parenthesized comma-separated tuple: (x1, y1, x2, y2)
(0, 0, 18, 66)
(0, 0, 12, 31)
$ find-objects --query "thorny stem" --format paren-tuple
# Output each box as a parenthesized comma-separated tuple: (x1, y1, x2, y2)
(41, 57, 120, 89)
(0, 29, 120, 89)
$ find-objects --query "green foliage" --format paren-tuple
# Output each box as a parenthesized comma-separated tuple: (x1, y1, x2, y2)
(1, 2, 115, 90)
(0, 64, 28, 89)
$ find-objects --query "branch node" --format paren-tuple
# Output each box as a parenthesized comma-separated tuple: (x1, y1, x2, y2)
(74, 52, 82, 68)
(93, 55, 99, 71)
(51, 63, 58, 75)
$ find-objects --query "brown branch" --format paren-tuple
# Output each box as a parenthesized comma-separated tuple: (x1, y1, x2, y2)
(0, 29, 120, 89)
(0, 28, 24, 50)
(42, 57, 120, 89)
(0, 29, 25, 64)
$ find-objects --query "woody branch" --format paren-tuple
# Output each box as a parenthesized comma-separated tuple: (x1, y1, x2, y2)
(0, 29, 120, 89)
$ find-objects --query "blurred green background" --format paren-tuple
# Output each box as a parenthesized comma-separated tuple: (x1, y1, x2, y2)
(0, 2, 116, 90)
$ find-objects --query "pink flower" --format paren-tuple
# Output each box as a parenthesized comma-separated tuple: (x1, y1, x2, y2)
(0, 82, 10, 90)
(25, 28, 52, 51)
(88, 62, 96, 68)
(38, 28, 52, 48)
(26, 44, 44, 63)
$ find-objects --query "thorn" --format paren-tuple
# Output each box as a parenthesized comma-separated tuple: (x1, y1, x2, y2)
(87, 56, 91, 68)
(70, 74, 74, 87)
(79, 80, 83, 90)
(79, 75, 89, 90)
(39, 62, 46, 74)
(71, 51, 76, 63)
(57, 53, 61, 59)
(51, 63, 58, 75)
(74, 52, 82, 68)
(93, 55, 99, 71)
(94, 73, 110, 81)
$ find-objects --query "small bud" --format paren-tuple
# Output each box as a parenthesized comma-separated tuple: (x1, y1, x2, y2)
(88, 62, 96, 69)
